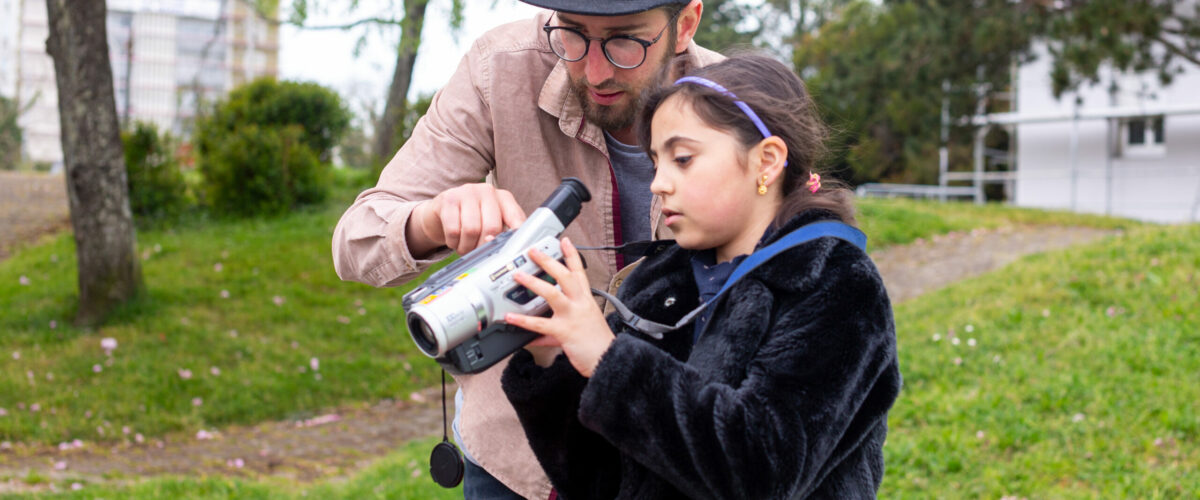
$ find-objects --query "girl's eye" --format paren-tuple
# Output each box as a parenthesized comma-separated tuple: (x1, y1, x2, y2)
(674, 155, 692, 166)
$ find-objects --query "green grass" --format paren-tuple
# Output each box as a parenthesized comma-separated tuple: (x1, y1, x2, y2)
(0, 170, 448, 443)
(2, 183, 1185, 498)
(882, 223, 1200, 498)
(857, 197, 1140, 248)
(0, 437, 463, 499)
(4, 187, 1128, 445)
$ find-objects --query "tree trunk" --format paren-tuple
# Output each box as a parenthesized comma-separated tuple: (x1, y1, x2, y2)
(372, 0, 428, 166)
(45, 0, 142, 326)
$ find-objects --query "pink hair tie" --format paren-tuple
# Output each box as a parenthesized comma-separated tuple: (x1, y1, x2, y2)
(806, 172, 821, 193)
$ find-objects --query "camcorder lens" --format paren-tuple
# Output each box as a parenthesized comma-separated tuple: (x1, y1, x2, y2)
(409, 316, 440, 356)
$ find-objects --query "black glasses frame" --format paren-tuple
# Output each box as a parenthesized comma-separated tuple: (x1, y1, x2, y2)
(542, 9, 682, 70)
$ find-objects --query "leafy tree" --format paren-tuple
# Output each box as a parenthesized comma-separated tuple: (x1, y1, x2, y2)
(793, 0, 1198, 185)
(692, 0, 856, 58)
(1044, 0, 1200, 96)
(276, 0, 464, 167)
(691, 0, 764, 53)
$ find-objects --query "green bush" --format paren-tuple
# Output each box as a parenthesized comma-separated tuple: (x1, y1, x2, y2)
(195, 77, 350, 162)
(200, 124, 328, 217)
(122, 122, 189, 220)
(194, 78, 348, 217)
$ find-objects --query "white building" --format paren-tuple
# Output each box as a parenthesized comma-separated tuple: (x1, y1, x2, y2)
(6, 0, 279, 167)
(0, 0, 19, 98)
(980, 7, 1200, 224)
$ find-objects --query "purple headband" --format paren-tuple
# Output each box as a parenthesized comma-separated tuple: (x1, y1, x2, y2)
(674, 76, 774, 140)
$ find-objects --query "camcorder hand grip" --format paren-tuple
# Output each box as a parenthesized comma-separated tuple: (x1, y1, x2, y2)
(402, 178, 592, 375)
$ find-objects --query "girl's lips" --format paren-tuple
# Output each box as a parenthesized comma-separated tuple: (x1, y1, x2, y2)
(589, 89, 623, 106)
(662, 209, 681, 226)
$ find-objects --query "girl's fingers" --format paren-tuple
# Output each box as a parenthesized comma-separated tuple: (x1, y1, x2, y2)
(562, 237, 584, 273)
(527, 248, 570, 281)
(527, 248, 586, 298)
(505, 312, 556, 337)
(558, 237, 589, 296)
(512, 270, 567, 309)
(526, 335, 562, 347)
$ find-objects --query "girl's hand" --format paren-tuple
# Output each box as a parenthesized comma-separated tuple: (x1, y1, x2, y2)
(506, 237, 614, 378)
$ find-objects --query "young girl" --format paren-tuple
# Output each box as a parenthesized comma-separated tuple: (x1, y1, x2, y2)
(501, 54, 900, 499)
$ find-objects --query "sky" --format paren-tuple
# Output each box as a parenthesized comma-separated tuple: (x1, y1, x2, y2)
(278, 0, 541, 124)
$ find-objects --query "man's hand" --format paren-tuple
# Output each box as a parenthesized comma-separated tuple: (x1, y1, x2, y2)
(407, 184, 527, 257)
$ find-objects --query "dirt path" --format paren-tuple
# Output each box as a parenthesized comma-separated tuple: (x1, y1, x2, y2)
(871, 225, 1119, 304)
(0, 172, 70, 261)
(0, 173, 1121, 492)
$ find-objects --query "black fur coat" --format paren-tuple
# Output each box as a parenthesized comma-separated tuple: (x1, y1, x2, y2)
(502, 211, 901, 499)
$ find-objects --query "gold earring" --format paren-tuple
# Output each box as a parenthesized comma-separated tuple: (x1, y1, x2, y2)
(757, 175, 768, 195)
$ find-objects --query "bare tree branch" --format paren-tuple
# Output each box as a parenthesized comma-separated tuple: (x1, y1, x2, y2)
(235, 0, 402, 30)
(300, 17, 405, 30)
(1151, 32, 1200, 66)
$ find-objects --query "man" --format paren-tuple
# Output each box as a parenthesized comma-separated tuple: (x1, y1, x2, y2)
(332, 1, 719, 497)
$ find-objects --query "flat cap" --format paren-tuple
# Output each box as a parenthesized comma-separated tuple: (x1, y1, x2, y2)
(519, 0, 690, 16)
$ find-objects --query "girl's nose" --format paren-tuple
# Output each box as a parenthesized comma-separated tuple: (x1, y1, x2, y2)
(650, 167, 670, 196)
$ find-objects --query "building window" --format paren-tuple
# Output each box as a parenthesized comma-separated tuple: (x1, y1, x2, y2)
(1122, 115, 1165, 158)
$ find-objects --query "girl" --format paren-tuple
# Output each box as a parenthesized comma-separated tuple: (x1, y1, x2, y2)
(501, 54, 900, 499)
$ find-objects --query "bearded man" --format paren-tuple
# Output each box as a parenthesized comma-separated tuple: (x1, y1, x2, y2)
(333, 2, 719, 498)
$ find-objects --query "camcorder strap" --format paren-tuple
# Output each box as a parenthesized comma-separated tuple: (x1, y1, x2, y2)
(590, 221, 868, 339)
(429, 369, 465, 488)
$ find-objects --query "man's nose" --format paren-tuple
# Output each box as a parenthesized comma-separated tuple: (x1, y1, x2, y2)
(584, 40, 615, 85)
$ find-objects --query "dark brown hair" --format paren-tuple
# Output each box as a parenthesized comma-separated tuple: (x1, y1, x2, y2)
(635, 53, 856, 227)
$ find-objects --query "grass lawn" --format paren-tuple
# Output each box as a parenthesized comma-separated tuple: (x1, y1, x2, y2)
(1, 178, 1186, 497)
(883, 223, 1199, 498)
(855, 197, 1140, 248)
(1, 173, 446, 443)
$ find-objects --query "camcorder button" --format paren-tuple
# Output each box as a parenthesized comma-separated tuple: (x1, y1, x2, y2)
(505, 286, 536, 305)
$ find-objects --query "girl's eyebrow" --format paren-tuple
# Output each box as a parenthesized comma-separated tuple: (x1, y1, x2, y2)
(650, 135, 697, 158)
(659, 136, 698, 151)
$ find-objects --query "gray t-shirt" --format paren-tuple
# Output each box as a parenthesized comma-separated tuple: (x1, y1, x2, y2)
(604, 131, 655, 244)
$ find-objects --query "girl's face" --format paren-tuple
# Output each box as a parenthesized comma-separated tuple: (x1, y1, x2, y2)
(649, 95, 781, 263)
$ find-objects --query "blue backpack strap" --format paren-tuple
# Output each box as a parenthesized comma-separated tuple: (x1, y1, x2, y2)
(717, 221, 867, 298)
(595, 220, 867, 339)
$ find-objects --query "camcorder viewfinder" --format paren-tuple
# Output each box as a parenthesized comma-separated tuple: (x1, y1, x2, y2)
(402, 178, 592, 375)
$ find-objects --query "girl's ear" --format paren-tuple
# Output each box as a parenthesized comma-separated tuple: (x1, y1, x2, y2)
(754, 136, 788, 188)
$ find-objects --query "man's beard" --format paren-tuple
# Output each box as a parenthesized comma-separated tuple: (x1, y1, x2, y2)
(570, 39, 676, 135)
(571, 79, 638, 132)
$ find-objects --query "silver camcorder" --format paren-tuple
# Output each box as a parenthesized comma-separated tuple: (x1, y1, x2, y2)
(402, 178, 592, 375)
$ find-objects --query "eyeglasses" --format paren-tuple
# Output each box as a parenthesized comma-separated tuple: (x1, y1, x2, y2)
(542, 9, 681, 70)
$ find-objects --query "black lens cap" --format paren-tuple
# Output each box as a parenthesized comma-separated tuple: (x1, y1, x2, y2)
(430, 440, 464, 488)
